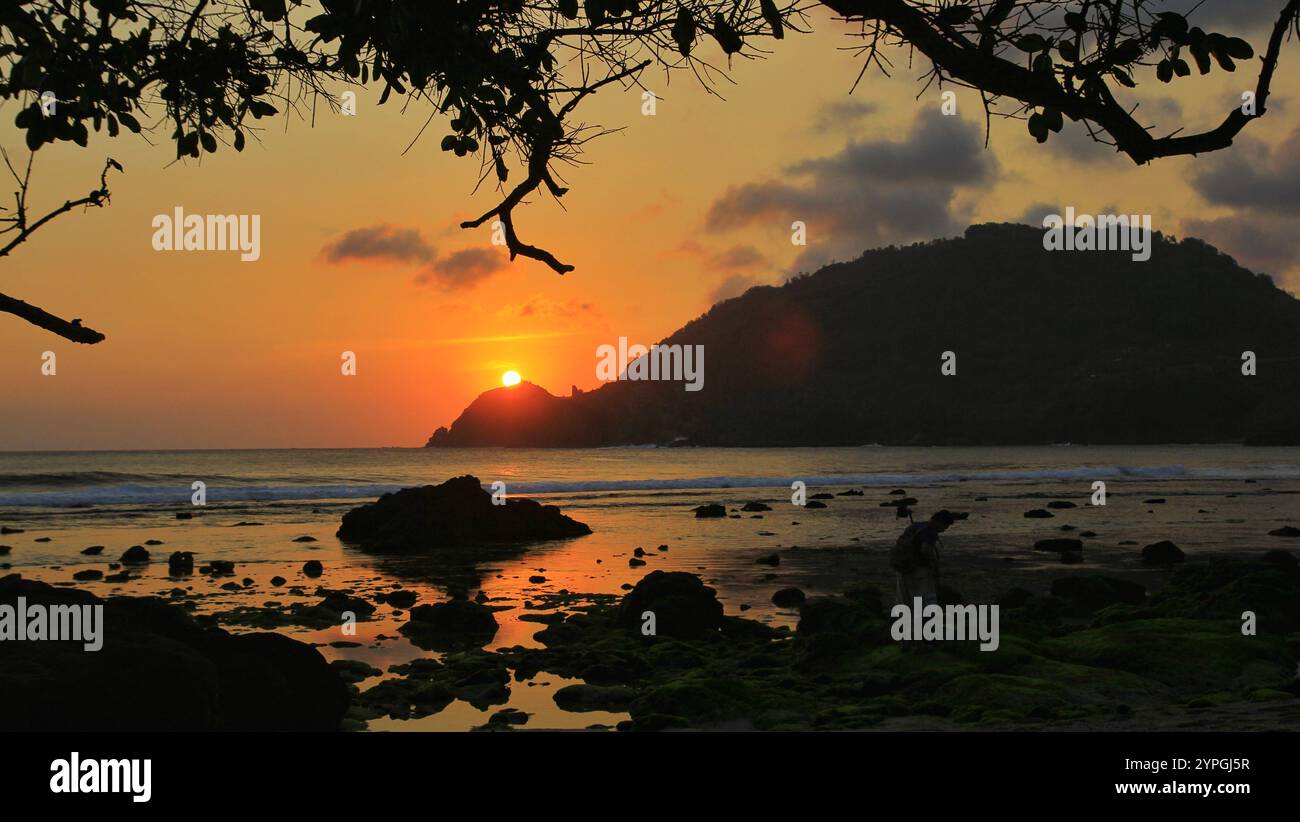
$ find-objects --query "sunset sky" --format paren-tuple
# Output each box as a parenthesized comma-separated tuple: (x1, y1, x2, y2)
(2, 5, 1297, 450)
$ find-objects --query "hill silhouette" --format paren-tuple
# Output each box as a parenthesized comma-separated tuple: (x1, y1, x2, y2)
(427, 223, 1300, 447)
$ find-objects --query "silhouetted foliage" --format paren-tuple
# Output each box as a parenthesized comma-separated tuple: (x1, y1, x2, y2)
(3, 1, 1298, 341)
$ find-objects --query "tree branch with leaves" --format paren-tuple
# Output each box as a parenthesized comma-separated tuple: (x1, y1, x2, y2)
(2, 0, 1297, 344)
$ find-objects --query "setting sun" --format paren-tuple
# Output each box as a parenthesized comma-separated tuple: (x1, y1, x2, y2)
(501, 370, 521, 387)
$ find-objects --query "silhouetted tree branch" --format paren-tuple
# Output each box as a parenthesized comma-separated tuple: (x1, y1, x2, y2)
(2, 0, 1298, 343)
(822, 0, 1300, 163)
(0, 151, 119, 344)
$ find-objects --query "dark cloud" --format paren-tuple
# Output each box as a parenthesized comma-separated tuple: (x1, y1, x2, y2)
(704, 112, 996, 269)
(1160, 0, 1282, 30)
(415, 247, 509, 290)
(813, 99, 879, 131)
(322, 224, 435, 264)
(1182, 126, 1300, 289)
(1183, 214, 1300, 275)
(1190, 129, 1300, 215)
(787, 112, 993, 185)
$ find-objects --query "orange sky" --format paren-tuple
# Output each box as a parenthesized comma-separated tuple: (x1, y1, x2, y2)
(2, 8, 1297, 450)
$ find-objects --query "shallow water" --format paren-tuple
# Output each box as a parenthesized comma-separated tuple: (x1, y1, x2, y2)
(1, 446, 1297, 730)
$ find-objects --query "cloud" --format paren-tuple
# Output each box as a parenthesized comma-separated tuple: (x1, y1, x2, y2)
(1164, 0, 1282, 30)
(1010, 202, 1060, 227)
(415, 247, 509, 290)
(497, 295, 601, 320)
(709, 244, 768, 270)
(707, 273, 766, 305)
(322, 224, 436, 264)
(704, 111, 997, 269)
(1181, 126, 1300, 289)
(813, 99, 879, 131)
(1190, 129, 1300, 215)
(1183, 214, 1300, 276)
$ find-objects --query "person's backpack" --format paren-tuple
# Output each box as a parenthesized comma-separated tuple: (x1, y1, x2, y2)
(890, 522, 930, 572)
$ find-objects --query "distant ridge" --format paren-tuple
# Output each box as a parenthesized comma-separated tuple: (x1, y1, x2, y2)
(427, 223, 1300, 447)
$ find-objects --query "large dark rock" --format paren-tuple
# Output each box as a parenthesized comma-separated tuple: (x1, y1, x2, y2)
(0, 574, 348, 731)
(1142, 540, 1186, 566)
(337, 475, 591, 554)
(400, 599, 499, 650)
(772, 587, 807, 608)
(1050, 575, 1147, 616)
(693, 504, 726, 518)
(167, 551, 194, 574)
(796, 595, 885, 640)
(617, 571, 724, 639)
(382, 589, 419, 609)
(120, 545, 151, 564)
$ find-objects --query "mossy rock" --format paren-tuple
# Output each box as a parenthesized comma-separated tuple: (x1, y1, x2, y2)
(630, 675, 750, 723)
(1149, 558, 1300, 630)
(1040, 618, 1295, 694)
(554, 683, 636, 712)
(933, 674, 1072, 722)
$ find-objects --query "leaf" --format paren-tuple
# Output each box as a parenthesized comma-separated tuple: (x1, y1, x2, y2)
(251, 0, 288, 23)
(1222, 37, 1254, 60)
(1153, 12, 1189, 40)
(248, 100, 278, 118)
(1057, 39, 1078, 63)
(585, 0, 606, 26)
(1043, 107, 1063, 133)
(712, 14, 743, 55)
(936, 5, 974, 26)
(1156, 59, 1173, 83)
(672, 7, 695, 57)
(760, 0, 783, 39)
(200, 131, 217, 154)
(1015, 34, 1048, 53)
(117, 110, 141, 132)
(440, 135, 457, 152)
(1189, 41, 1212, 74)
(1063, 11, 1086, 32)
(1172, 58, 1191, 77)
(233, 129, 245, 152)
(1110, 67, 1136, 87)
(559, 0, 579, 19)
(1111, 38, 1143, 65)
